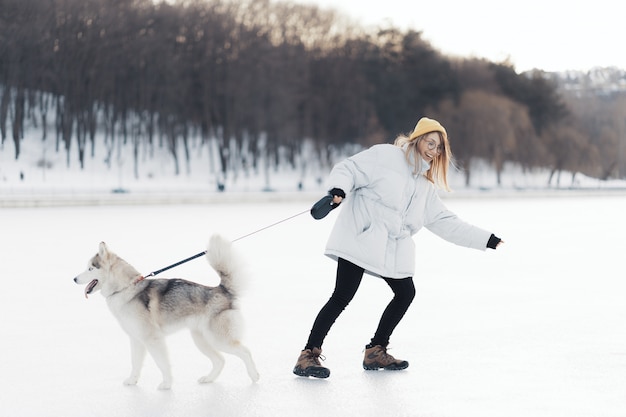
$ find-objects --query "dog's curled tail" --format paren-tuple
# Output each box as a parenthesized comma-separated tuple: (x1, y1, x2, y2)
(207, 233, 248, 295)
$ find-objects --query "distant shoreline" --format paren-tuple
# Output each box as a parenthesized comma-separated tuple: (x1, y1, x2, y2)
(3, 188, 626, 208)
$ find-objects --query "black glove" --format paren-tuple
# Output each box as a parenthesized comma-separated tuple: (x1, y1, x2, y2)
(310, 188, 345, 220)
(487, 234, 502, 249)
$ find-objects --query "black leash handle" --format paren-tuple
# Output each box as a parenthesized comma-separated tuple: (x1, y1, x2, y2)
(143, 208, 309, 278)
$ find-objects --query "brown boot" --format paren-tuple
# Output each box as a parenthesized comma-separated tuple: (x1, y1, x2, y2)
(293, 347, 330, 378)
(363, 345, 409, 370)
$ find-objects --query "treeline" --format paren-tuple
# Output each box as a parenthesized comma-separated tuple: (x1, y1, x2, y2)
(1, 0, 624, 186)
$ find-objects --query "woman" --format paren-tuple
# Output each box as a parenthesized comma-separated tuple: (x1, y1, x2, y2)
(294, 117, 504, 378)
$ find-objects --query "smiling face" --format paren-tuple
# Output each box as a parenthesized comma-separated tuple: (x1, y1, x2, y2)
(417, 132, 444, 163)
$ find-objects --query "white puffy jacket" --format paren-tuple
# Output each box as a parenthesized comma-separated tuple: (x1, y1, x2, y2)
(324, 144, 492, 279)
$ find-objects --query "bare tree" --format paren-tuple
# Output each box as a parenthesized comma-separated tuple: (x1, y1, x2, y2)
(544, 123, 593, 187)
(2, 0, 612, 189)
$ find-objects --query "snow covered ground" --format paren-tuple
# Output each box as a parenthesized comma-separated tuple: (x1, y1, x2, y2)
(1, 193, 625, 417)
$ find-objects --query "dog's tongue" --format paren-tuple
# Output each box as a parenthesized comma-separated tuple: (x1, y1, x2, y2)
(85, 279, 98, 299)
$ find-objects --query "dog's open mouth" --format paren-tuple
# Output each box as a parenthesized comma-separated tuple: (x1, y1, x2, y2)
(85, 279, 98, 299)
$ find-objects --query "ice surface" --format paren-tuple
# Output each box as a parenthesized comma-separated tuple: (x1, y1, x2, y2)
(0, 196, 625, 417)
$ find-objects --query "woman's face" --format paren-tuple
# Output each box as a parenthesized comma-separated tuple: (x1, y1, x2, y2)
(417, 132, 443, 163)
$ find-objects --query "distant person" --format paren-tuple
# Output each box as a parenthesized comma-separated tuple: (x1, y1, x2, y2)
(294, 117, 504, 378)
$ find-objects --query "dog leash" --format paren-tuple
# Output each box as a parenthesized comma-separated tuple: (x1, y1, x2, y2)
(143, 208, 310, 278)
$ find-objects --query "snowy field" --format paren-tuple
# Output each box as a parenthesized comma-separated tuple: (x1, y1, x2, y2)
(1, 194, 625, 417)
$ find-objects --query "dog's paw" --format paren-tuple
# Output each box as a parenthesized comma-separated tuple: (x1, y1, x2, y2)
(198, 374, 217, 384)
(249, 370, 260, 383)
(123, 376, 139, 386)
(157, 380, 172, 390)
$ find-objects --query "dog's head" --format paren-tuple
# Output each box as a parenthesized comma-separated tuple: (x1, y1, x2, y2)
(74, 242, 140, 299)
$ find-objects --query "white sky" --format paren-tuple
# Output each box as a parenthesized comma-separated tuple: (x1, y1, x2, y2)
(292, 0, 623, 72)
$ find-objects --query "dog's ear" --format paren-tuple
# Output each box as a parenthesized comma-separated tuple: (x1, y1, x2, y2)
(98, 242, 109, 257)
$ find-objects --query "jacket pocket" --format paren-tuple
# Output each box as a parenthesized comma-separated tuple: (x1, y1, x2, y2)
(352, 194, 372, 234)
(354, 222, 386, 268)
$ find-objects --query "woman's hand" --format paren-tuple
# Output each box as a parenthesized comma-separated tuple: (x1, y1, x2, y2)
(487, 234, 503, 250)
(329, 188, 345, 205)
(310, 188, 346, 220)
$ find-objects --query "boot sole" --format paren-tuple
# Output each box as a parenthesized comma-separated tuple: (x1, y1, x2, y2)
(293, 366, 330, 378)
(363, 362, 409, 371)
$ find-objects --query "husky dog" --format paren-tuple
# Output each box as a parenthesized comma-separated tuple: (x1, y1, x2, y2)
(74, 234, 260, 390)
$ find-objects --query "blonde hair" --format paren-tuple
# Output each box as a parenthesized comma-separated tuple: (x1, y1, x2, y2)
(394, 131, 452, 191)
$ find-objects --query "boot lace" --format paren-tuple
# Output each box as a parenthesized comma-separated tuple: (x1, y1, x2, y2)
(379, 347, 396, 362)
(306, 349, 326, 366)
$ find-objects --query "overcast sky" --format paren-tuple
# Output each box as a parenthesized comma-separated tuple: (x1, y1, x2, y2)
(293, 0, 623, 73)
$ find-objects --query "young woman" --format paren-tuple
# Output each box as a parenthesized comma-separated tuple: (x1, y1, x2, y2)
(294, 117, 504, 378)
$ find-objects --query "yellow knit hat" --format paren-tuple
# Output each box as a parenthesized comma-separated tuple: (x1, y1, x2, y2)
(409, 117, 447, 142)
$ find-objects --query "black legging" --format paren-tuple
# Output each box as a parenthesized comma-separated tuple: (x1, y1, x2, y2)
(305, 258, 416, 350)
